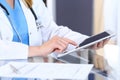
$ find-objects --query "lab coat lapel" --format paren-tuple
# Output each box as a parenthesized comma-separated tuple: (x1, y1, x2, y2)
(0, 8, 13, 41)
(19, 0, 42, 46)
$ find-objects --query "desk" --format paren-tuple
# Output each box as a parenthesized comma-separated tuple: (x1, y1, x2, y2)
(88, 73, 104, 80)
(53, 49, 114, 80)
(36, 44, 119, 80)
(88, 72, 110, 80)
(88, 44, 120, 80)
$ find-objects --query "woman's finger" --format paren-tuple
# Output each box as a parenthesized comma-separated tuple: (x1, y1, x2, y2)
(62, 37, 77, 46)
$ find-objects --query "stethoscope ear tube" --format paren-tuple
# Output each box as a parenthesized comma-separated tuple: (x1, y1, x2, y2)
(0, 3, 37, 20)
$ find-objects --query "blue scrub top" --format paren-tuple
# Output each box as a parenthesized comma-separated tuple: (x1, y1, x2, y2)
(0, 0, 29, 45)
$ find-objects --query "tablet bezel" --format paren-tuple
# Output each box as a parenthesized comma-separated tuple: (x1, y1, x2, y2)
(57, 30, 115, 58)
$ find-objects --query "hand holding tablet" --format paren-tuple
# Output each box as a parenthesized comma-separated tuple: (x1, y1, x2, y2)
(78, 30, 114, 49)
(57, 30, 115, 58)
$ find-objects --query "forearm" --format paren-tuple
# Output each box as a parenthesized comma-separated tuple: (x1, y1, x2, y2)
(28, 46, 41, 57)
(28, 46, 51, 57)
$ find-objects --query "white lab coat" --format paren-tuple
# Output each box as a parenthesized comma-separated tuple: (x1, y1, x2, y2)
(0, 0, 88, 66)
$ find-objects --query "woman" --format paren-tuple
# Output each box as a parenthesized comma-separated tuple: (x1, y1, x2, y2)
(0, 0, 108, 80)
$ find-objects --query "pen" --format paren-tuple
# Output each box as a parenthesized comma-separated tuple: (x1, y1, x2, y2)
(9, 64, 20, 74)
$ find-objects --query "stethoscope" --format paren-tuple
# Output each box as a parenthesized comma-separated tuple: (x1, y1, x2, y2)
(0, 3, 42, 31)
(0, 2, 42, 42)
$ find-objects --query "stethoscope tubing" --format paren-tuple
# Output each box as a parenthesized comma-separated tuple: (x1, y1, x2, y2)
(0, 3, 37, 20)
(0, 2, 40, 42)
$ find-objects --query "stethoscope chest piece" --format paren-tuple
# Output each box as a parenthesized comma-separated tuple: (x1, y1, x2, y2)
(36, 20, 44, 31)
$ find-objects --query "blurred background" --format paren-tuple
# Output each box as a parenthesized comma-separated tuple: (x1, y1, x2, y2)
(46, 0, 104, 35)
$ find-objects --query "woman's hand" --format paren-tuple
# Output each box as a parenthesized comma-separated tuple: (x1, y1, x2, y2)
(90, 38, 110, 49)
(40, 36, 77, 56)
(28, 36, 77, 57)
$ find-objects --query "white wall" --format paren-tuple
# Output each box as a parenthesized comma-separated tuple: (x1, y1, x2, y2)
(47, 0, 56, 21)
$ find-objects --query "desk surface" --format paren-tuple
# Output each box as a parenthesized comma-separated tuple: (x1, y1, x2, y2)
(88, 72, 113, 80)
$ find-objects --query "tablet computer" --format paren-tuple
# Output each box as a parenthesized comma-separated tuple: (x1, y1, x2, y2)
(57, 30, 115, 58)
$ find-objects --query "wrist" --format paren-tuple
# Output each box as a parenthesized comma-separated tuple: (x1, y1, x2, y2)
(28, 46, 41, 57)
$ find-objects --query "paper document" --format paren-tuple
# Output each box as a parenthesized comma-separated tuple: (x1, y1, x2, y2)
(0, 62, 93, 80)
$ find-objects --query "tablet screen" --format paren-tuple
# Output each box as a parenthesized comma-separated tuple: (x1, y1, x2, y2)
(79, 32, 110, 47)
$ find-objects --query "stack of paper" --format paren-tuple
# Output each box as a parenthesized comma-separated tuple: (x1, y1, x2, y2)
(0, 62, 93, 80)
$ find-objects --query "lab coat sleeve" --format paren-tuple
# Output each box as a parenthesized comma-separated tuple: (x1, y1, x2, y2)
(33, 0, 88, 49)
(31, 0, 89, 59)
(47, 22, 88, 47)
(0, 40, 28, 60)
